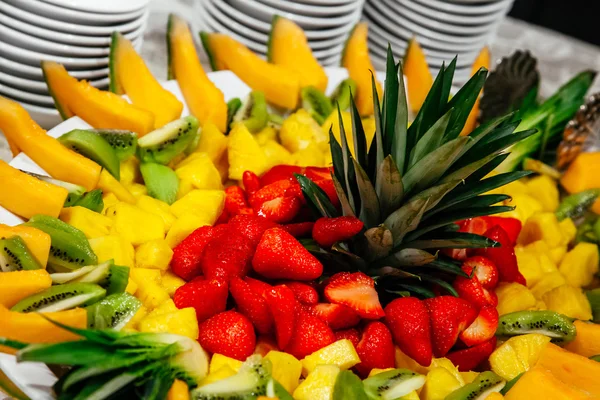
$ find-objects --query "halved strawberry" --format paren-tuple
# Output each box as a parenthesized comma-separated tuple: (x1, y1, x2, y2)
(244, 276, 272, 297)
(281, 222, 314, 238)
(260, 165, 303, 186)
(424, 296, 477, 358)
(228, 214, 277, 248)
(200, 227, 254, 281)
(310, 303, 360, 330)
(463, 256, 499, 290)
(458, 217, 492, 236)
(224, 186, 249, 216)
(242, 170, 261, 194)
(483, 216, 522, 245)
(355, 321, 395, 378)
(459, 305, 499, 347)
(324, 272, 384, 319)
(454, 265, 498, 310)
(314, 179, 339, 208)
(284, 310, 335, 359)
(257, 196, 302, 223)
(170, 225, 215, 281)
(174, 278, 228, 323)
(304, 166, 333, 182)
(249, 179, 294, 208)
(265, 284, 298, 349)
(446, 337, 497, 372)
(283, 281, 319, 305)
(312, 216, 364, 248)
(334, 328, 360, 348)
(230, 277, 273, 335)
(475, 225, 526, 285)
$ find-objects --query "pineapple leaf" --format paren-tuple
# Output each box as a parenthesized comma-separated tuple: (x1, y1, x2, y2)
(330, 129, 345, 188)
(419, 274, 459, 296)
(349, 92, 368, 170)
(376, 155, 404, 217)
(368, 71, 385, 180)
(441, 153, 504, 184)
(457, 128, 538, 168)
(392, 284, 435, 298)
(331, 173, 356, 216)
(474, 120, 521, 148)
(439, 58, 457, 111)
(337, 108, 360, 211)
(364, 226, 394, 261)
(456, 116, 518, 159)
(407, 180, 462, 213)
(352, 159, 381, 228)
(401, 232, 499, 249)
(443, 67, 488, 140)
(384, 196, 430, 246)
(379, 248, 437, 267)
(450, 153, 511, 185)
(409, 109, 453, 168)
(427, 194, 511, 219)
(382, 45, 399, 156)
(427, 258, 469, 277)
(296, 174, 339, 218)
(393, 60, 409, 175)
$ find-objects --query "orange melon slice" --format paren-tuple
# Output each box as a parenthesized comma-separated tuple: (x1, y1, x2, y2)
(0, 270, 52, 308)
(460, 46, 491, 136)
(0, 224, 51, 267)
(403, 38, 434, 114)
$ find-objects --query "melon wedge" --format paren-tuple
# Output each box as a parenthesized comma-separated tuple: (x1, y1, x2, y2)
(168, 14, 227, 133)
(201, 32, 300, 109)
(0, 270, 52, 308)
(341, 23, 382, 116)
(403, 38, 434, 114)
(5, 137, 19, 158)
(460, 46, 490, 136)
(0, 224, 51, 267)
(96, 169, 136, 204)
(42, 61, 155, 136)
(110, 32, 183, 129)
(267, 16, 328, 92)
(0, 95, 102, 190)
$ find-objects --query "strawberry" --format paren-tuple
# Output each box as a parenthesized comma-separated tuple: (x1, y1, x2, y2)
(334, 328, 360, 348)
(200, 227, 254, 281)
(215, 209, 230, 225)
(260, 165, 304, 186)
(312, 216, 364, 248)
(265, 285, 298, 349)
(483, 216, 522, 245)
(242, 170, 261, 194)
(424, 296, 478, 358)
(324, 272, 384, 319)
(198, 310, 256, 361)
(249, 180, 294, 209)
(174, 278, 228, 323)
(304, 166, 333, 182)
(228, 214, 277, 248)
(475, 225, 526, 285)
(314, 179, 340, 208)
(459, 305, 499, 347)
(282, 281, 319, 305)
(355, 321, 395, 378)
(462, 256, 499, 290)
(224, 186, 249, 215)
(244, 276, 273, 297)
(384, 297, 433, 367)
(446, 337, 497, 372)
(458, 217, 492, 236)
(252, 227, 323, 280)
(454, 265, 498, 310)
(281, 222, 314, 238)
(310, 303, 360, 330)
(284, 310, 335, 359)
(257, 196, 302, 223)
(170, 225, 214, 281)
(230, 277, 274, 335)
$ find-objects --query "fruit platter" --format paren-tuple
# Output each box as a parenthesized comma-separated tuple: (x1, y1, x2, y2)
(1, 12, 600, 400)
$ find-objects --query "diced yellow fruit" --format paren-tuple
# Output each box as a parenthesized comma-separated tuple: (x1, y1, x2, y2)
(293, 365, 340, 400)
(565, 320, 600, 357)
(170, 190, 225, 224)
(124, 305, 148, 331)
(96, 169, 136, 204)
(460, 371, 479, 384)
(362, 117, 376, 149)
(88, 235, 135, 268)
(146, 299, 178, 318)
(522, 241, 559, 273)
(196, 122, 228, 162)
(301, 339, 361, 375)
(215, 153, 229, 183)
(199, 366, 237, 387)
(120, 157, 141, 186)
(107, 202, 165, 245)
(549, 245, 568, 265)
(497, 179, 530, 196)
(254, 126, 277, 145)
(518, 212, 563, 247)
(495, 283, 537, 315)
(395, 346, 429, 375)
(530, 271, 567, 299)
(534, 300, 547, 310)
(177, 178, 195, 200)
(429, 358, 464, 385)
(265, 350, 302, 393)
(368, 368, 395, 377)
(167, 379, 190, 400)
(130, 268, 169, 310)
(559, 242, 599, 287)
(209, 354, 243, 374)
(131, 267, 162, 282)
(502, 193, 543, 224)
(59, 206, 113, 239)
(165, 213, 211, 248)
(136, 195, 177, 231)
(139, 307, 199, 339)
(135, 239, 173, 270)
(280, 109, 326, 153)
(401, 392, 420, 400)
(167, 153, 187, 170)
(127, 183, 148, 199)
(489, 333, 551, 380)
(525, 175, 559, 212)
(421, 367, 463, 400)
(504, 367, 589, 400)
(0, 270, 52, 308)
(125, 278, 137, 295)
(515, 242, 557, 287)
(291, 143, 326, 168)
(262, 140, 292, 170)
(485, 393, 504, 400)
(102, 192, 120, 215)
(175, 153, 223, 190)
(321, 111, 353, 156)
(161, 271, 186, 297)
(228, 123, 268, 180)
(542, 285, 593, 320)
(560, 152, 600, 194)
(0, 224, 51, 267)
(559, 218, 577, 245)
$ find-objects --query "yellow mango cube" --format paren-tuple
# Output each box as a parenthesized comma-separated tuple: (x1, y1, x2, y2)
(262, 140, 292, 170)
(559, 218, 577, 245)
(301, 339, 361, 375)
(88, 235, 135, 268)
(420, 367, 463, 400)
(125, 278, 138, 295)
(165, 213, 211, 248)
(560, 152, 600, 194)
(228, 123, 268, 180)
(175, 153, 223, 191)
(525, 175, 559, 212)
(123, 305, 148, 331)
(265, 351, 302, 393)
(135, 240, 173, 271)
(136, 195, 177, 231)
(518, 212, 563, 247)
(199, 366, 237, 387)
(177, 178, 195, 200)
(368, 368, 395, 377)
(107, 202, 165, 246)
(503, 193, 543, 224)
(515, 247, 545, 287)
(170, 190, 225, 223)
(161, 271, 186, 296)
(127, 183, 148, 199)
(139, 307, 199, 339)
(280, 109, 327, 153)
(209, 354, 243, 374)
(530, 271, 567, 299)
(542, 285, 593, 320)
(489, 333, 551, 380)
(120, 157, 142, 186)
(293, 365, 340, 400)
(130, 268, 169, 310)
(59, 206, 113, 239)
(495, 282, 537, 315)
(167, 379, 189, 400)
(559, 242, 599, 287)
(196, 122, 228, 162)
(101, 192, 120, 215)
(254, 126, 277, 145)
(429, 358, 464, 385)
(291, 143, 326, 168)
(146, 299, 178, 318)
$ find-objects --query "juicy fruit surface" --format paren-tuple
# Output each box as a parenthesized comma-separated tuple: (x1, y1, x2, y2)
(489, 333, 551, 380)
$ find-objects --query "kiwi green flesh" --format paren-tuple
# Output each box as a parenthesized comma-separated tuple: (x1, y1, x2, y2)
(265, 379, 293, 400)
(50, 265, 97, 284)
(192, 356, 270, 398)
(108, 32, 124, 94)
(330, 78, 357, 111)
(234, 91, 268, 133)
(500, 372, 523, 395)
(70, 189, 104, 213)
(0, 236, 42, 272)
(86, 293, 141, 330)
(363, 369, 425, 399)
(137, 116, 199, 165)
(446, 371, 505, 400)
(226, 98, 242, 134)
(87, 129, 138, 161)
(50, 261, 129, 295)
(496, 310, 577, 344)
(140, 163, 179, 205)
(41, 61, 73, 120)
(11, 282, 106, 313)
(301, 86, 333, 124)
(58, 129, 121, 180)
(586, 289, 600, 323)
(199, 31, 218, 72)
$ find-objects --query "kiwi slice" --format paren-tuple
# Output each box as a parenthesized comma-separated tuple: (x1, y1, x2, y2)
(590, 355, 600, 362)
(226, 97, 242, 134)
(71, 189, 104, 213)
(24, 171, 86, 207)
(137, 116, 199, 165)
(11, 282, 106, 313)
(140, 162, 179, 205)
(85, 129, 137, 161)
(363, 368, 426, 399)
(268, 113, 284, 129)
(330, 78, 357, 111)
(446, 371, 505, 400)
(86, 292, 141, 330)
(496, 310, 577, 344)
(500, 372, 523, 395)
(58, 129, 121, 180)
(51, 260, 129, 295)
(301, 86, 333, 124)
(586, 288, 600, 323)
(265, 378, 293, 400)
(234, 91, 269, 133)
(50, 265, 97, 284)
(24, 215, 97, 271)
(0, 236, 42, 271)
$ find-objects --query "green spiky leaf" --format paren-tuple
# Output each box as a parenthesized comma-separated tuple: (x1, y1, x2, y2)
(296, 174, 339, 218)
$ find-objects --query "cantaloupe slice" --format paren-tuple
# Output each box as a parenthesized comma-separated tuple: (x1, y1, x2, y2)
(267, 16, 328, 92)
(201, 32, 300, 109)
(504, 367, 589, 400)
(0, 224, 51, 267)
(110, 32, 183, 129)
(0, 270, 52, 308)
(560, 152, 600, 214)
(167, 14, 227, 133)
(42, 61, 155, 136)
(403, 38, 433, 114)
(341, 23, 382, 116)
(5, 137, 19, 158)
(0, 95, 102, 190)
(460, 46, 491, 136)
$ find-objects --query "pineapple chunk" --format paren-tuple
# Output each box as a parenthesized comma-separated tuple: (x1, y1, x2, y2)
(175, 153, 223, 190)
(301, 339, 361, 375)
(530, 271, 567, 299)
(542, 285, 593, 320)
(59, 206, 113, 239)
(199, 366, 237, 387)
(495, 283, 537, 315)
(209, 354, 243, 374)
(565, 320, 600, 358)
(254, 126, 277, 145)
(88, 235, 135, 268)
(489, 333, 551, 380)
(146, 299, 178, 318)
(167, 379, 190, 400)
(196, 122, 228, 162)
(125, 278, 138, 295)
(135, 239, 173, 270)
(516, 242, 558, 286)
(107, 202, 165, 245)
(280, 109, 327, 153)
(102, 192, 120, 215)
(291, 143, 326, 167)
(420, 367, 463, 400)
(228, 123, 268, 180)
(368, 368, 395, 377)
(170, 190, 225, 224)
(460, 371, 479, 384)
(293, 365, 340, 400)
(130, 268, 169, 310)
(558, 242, 599, 287)
(161, 271, 186, 296)
(165, 213, 211, 248)
(177, 178, 195, 200)
(429, 358, 464, 385)
(265, 351, 303, 393)
(502, 193, 543, 224)
(524, 175, 559, 212)
(321, 111, 353, 155)
(518, 212, 563, 247)
(136, 195, 177, 231)
(214, 153, 229, 183)
(139, 307, 199, 339)
(127, 183, 148, 199)
(123, 305, 148, 331)
(262, 140, 292, 170)
(395, 346, 429, 374)
(559, 217, 577, 245)
(549, 245, 568, 265)
(120, 157, 141, 186)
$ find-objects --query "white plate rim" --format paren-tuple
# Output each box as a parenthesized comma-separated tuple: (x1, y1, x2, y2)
(0, 82, 55, 107)
(254, 0, 360, 16)
(413, 0, 514, 15)
(0, 70, 109, 94)
(39, 0, 149, 14)
(0, 56, 110, 80)
(399, 0, 514, 25)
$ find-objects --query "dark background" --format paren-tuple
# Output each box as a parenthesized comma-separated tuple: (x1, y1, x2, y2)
(509, 0, 600, 46)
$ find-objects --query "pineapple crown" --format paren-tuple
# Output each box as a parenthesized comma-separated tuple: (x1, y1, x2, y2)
(297, 46, 537, 298)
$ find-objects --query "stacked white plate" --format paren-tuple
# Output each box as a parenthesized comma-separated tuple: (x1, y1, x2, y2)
(363, 0, 514, 83)
(0, 0, 149, 128)
(198, 0, 365, 66)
